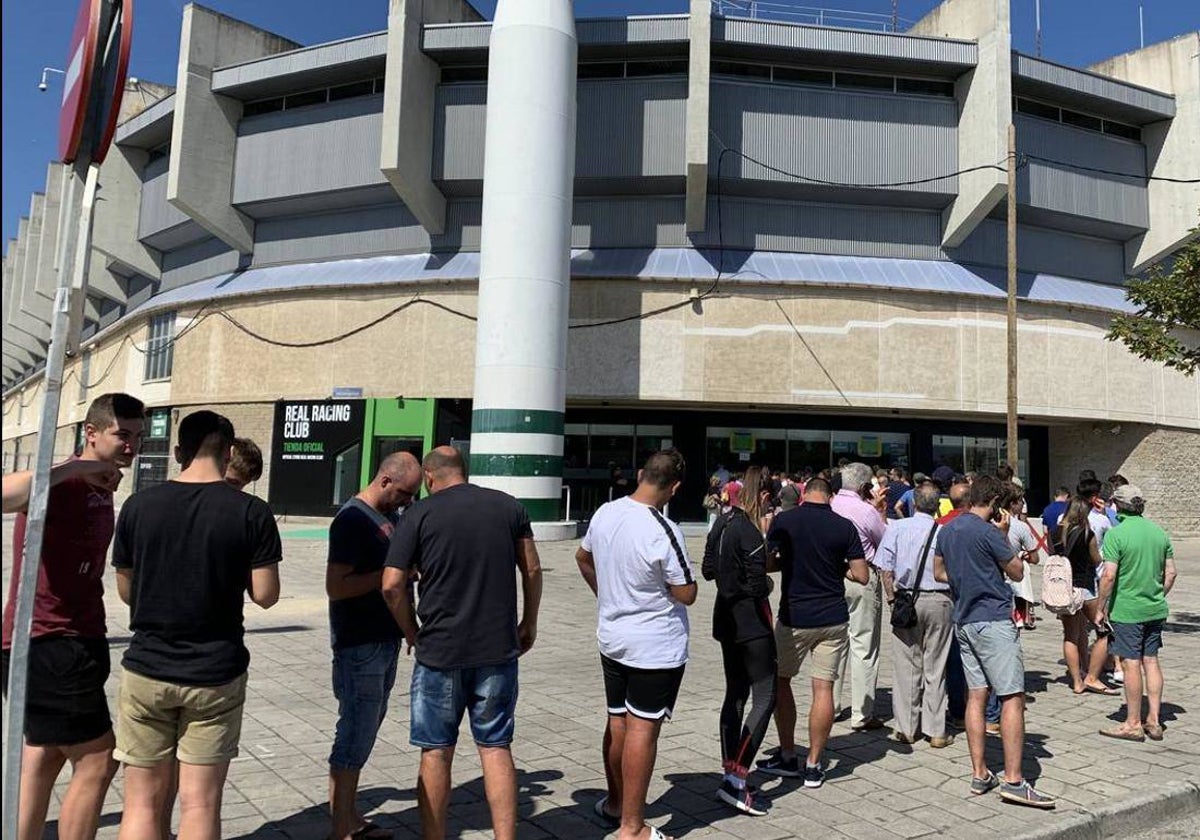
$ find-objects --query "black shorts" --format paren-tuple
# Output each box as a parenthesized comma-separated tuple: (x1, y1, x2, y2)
(601, 654, 686, 721)
(1, 636, 112, 746)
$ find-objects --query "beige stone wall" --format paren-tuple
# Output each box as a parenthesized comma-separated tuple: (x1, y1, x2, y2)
(568, 281, 1200, 429)
(165, 402, 275, 502)
(1049, 422, 1200, 538)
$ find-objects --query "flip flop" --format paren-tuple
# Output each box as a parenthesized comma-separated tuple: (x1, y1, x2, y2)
(592, 796, 620, 827)
(1099, 726, 1146, 742)
(648, 827, 676, 840)
(1083, 684, 1121, 696)
(1144, 723, 1165, 741)
(346, 823, 392, 840)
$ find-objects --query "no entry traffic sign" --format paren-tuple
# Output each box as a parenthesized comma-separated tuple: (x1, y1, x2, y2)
(58, 0, 133, 165)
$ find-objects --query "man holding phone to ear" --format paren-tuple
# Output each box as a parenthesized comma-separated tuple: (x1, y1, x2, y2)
(933, 475, 1055, 809)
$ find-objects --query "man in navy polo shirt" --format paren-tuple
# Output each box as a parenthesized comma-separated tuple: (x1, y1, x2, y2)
(757, 477, 869, 789)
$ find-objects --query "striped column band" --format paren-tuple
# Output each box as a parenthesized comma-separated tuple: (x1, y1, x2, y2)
(469, 408, 564, 522)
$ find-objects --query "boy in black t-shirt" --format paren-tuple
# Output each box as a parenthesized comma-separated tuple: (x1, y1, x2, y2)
(326, 452, 422, 840)
(112, 411, 282, 837)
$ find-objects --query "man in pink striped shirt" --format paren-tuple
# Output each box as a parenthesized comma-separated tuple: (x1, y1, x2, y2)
(831, 462, 888, 730)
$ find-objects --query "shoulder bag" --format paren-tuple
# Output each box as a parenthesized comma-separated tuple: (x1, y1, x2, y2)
(890, 521, 939, 630)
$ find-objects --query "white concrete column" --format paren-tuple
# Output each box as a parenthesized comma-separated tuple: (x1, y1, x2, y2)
(470, 0, 577, 522)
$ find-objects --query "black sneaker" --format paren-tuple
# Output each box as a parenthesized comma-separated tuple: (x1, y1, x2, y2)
(803, 763, 826, 789)
(716, 779, 768, 816)
(755, 754, 801, 777)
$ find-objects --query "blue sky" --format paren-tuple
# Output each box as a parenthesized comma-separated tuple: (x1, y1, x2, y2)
(3, 0, 1197, 244)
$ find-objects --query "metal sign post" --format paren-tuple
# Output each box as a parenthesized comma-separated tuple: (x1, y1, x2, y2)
(2, 1, 131, 835)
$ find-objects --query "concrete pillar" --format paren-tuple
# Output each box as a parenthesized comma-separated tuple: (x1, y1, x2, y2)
(1089, 33, 1200, 273)
(685, 0, 712, 232)
(469, 0, 577, 522)
(168, 4, 299, 255)
(32, 165, 62, 304)
(911, 0, 1011, 248)
(380, 0, 449, 235)
(17, 195, 52, 323)
(95, 145, 161, 283)
(6, 221, 50, 344)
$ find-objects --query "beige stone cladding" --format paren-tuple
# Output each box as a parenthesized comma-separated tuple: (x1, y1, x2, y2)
(166, 403, 275, 503)
(567, 280, 1200, 428)
(1049, 422, 1200, 539)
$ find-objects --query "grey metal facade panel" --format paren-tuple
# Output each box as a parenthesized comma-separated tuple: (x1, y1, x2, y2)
(1015, 115, 1149, 229)
(252, 200, 485, 266)
(212, 32, 387, 92)
(115, 93, 175, 147)
(714, 18, 977, 66)
(434, 84, 486, 181)
(434, 79, 688, 181)
(253, 205, 431, 265)
(1012, 53, 1175, 119)
(572, 197, 687, 248)
(422, 22, 491, 51)
(159, 238, 240, 292)
(577, 15, 689, 44)
(578, 79, 687, 178)
(423, 16, 689, 51)
(692, 197, 945, 259)
(709, 80, 958, 196)
(949, 220, 1125, 284)
(137, 155, 191, 239)
(232, 96, 387, 205)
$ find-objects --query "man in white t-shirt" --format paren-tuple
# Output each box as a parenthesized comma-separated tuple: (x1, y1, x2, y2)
(576, 450, 697, 840)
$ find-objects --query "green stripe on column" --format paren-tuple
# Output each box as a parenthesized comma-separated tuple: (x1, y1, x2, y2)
(517, 498, 561, 521)
(472, 408, 564, 435)
(470, 454, 563, 477)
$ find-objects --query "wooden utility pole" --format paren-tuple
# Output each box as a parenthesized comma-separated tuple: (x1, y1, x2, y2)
(1006, 123, 1019, 471)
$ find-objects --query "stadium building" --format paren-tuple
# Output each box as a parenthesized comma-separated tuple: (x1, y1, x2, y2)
(3, 0, 1198, 534)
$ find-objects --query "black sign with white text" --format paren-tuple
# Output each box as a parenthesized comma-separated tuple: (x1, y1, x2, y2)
(269, 399, 365, 516)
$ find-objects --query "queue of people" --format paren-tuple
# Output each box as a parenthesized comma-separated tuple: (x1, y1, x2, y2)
(0, 395, 1180, 840)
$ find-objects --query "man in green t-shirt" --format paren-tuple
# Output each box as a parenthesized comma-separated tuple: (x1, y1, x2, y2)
(1096, 485, 1177, 742)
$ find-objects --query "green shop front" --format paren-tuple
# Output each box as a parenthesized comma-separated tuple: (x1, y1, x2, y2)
(268, 397, 472, 516)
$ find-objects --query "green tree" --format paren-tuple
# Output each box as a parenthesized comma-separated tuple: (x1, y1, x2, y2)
(1107, 225, 1200, 376)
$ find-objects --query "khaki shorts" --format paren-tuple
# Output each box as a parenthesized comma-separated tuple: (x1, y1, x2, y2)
(774, 621, 849, 682)
(115, 669, 247, 767)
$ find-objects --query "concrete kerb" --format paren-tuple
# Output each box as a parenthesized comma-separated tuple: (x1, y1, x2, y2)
(1012, 780, 1200, 840)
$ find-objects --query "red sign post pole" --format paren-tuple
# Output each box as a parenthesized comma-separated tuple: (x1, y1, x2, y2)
(2, 3, 133, 834)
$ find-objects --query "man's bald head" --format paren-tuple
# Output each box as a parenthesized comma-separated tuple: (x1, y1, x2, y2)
(423, 445, 467, 490)
(378, 451, 421, 482)
(366, 451, 423, 514)
(949, 480, 970, 510)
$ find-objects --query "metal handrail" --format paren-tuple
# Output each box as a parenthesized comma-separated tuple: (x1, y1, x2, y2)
(712, 0, 915, 32)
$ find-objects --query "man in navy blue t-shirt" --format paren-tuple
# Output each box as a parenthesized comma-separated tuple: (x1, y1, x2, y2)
(934, 475, 1055, 810)
(757, 478, 869, 788)
(326, 452, 422, 840)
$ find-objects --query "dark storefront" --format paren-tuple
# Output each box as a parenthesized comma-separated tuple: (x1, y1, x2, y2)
(563, 407, 1049, 524)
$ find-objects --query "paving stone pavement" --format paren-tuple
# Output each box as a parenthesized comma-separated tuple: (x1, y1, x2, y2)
(6, 517, 1200, 840)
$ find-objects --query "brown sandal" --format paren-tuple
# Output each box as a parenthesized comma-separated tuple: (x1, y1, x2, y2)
(1099, 726, 1145, 742)
(1144, 723, 1164, 741)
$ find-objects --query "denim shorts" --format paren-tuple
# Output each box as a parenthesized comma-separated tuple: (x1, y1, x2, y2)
(956, 620, 1025, 697)
(410, 659, 518, 749)
(1110, 620, 1165, 661)
(329, 640, 400, 770)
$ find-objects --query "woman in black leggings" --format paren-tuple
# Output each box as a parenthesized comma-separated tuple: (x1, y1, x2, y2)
(702, 465, 776, 816)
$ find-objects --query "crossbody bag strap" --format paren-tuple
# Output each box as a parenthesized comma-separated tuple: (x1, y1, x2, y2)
(910, 520, 939, 602)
